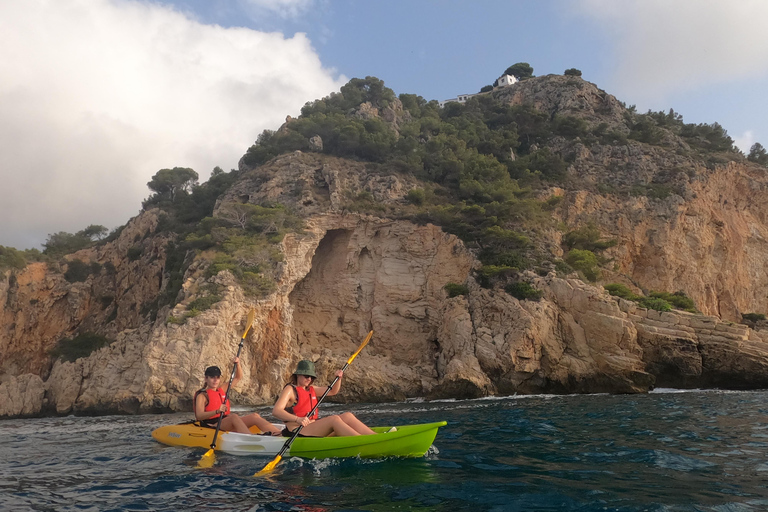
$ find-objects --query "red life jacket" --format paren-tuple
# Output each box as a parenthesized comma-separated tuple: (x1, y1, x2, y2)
(193, 387, 230, 421)
(286, 384, 318, 420)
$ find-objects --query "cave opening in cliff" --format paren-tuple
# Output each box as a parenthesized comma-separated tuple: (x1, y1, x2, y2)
(289, 229, 371, 357)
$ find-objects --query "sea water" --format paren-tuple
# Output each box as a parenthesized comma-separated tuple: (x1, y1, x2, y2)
(3, 389, 768, 511)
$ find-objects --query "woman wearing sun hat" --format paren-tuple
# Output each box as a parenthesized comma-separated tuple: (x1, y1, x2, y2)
(271, 359, 377, 437)
(194, 357, 282, 435)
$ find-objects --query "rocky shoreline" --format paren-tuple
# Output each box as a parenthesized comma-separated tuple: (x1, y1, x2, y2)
(3, 264, 768, 419)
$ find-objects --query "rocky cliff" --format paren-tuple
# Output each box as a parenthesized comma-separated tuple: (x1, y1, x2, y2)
(3, 75, 768, 419)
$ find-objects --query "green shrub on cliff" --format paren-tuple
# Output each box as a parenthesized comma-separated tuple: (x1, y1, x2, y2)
(64, 259, 93, 282)
(604, 284, 696, 313)
(564, 223, 617, 252)
(637, 297, 673, 312)
(0, 246, 41, 271)
(604, 283, 640, 300)
(743, 313, 767, 322)
(49, 332, 112, 362)
(505, 281, 543, 301)
(565, 249, 600, 282)
(444, 282, 469, 297)
(626, 108, 737, 154)
(189, 203, 300, 299)
(187, 294, 222, 313)
(748, 143, 768, 166)
(43, 225, 108, 257)
(649, 291, 697, 313)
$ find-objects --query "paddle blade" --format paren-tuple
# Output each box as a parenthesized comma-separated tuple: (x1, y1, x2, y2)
(255, 455, 282, 476)
(197, 449, 216, 469)
(241, 308, 256, 339)
(347, 330, 373, 364)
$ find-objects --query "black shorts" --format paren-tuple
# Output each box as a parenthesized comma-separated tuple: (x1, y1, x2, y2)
(281, 427, 313, 438)
(200, 416, 226, 428)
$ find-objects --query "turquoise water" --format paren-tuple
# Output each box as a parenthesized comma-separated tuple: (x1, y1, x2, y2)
(3, 389, 768, 511)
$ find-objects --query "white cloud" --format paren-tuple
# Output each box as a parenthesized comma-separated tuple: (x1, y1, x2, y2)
(734, 131, 755, 154)
(0, 0, 344, 249)
(573, 0, 768, 101)
(240, 0, 314, 19)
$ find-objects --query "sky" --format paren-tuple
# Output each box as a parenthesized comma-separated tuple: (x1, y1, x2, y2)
(1, 0, 767, 250)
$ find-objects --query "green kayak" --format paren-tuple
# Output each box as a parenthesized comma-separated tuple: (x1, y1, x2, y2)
(152, 421, 447, 459)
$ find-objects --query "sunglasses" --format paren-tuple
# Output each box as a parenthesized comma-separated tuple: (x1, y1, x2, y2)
(206, 375, 221, 379)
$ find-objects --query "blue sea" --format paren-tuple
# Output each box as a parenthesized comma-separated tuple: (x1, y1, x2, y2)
(3, 389, 768, 511)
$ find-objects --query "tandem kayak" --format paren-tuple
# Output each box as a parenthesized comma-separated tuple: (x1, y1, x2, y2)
(152, 421, 447, 459)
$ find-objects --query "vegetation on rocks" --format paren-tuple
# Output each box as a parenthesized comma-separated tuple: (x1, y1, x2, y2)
(604, 284, 697, 313)
(235, 74, 750, 292)
(748, 143, 768, 166)
(505, 280, 543, 301)
(44, 225, 108, 257)
(9, 70, 758, 323)
(742, 313, 767, 323)
(138, 164, 304, 313)
(444, 282, 469, 298)
(63, 259, 100, 283)
(0, 246, 45, 272)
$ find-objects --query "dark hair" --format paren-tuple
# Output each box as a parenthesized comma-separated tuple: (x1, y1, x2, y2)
(289, 374, 315, 386)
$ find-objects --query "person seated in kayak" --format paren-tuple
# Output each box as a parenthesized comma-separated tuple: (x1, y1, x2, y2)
(271, 359, 377, 437)
(194, 359, 282, 436)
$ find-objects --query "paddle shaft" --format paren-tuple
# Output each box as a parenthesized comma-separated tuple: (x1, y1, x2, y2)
(272, 360, 351, 459)
(208, 339, 245, 450)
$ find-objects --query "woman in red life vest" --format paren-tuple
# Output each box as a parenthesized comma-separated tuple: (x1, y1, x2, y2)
(194, 358, 282, 435)
(271, 360, 377, 437)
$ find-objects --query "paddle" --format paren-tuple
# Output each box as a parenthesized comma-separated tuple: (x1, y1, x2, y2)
(197, 308, 256, 469)
(255, 330, 373, 476)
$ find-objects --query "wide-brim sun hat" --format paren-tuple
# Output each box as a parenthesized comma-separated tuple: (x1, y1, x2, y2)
(293, 359, 317, 377)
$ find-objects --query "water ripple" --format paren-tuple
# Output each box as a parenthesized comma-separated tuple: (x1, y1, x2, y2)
(4, 391, 768, 510)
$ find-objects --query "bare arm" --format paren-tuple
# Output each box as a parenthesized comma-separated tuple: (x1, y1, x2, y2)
(223, 356, 243, 393)
(272, 386, 299, 424)
(324, 370, 344, 397)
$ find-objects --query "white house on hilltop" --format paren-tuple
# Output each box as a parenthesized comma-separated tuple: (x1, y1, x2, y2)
(496, 74, 517, 87)
(439, 74, 518, 107)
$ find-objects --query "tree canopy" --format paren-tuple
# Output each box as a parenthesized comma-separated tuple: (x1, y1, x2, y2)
(43, 225, 109, 256)
(503, 62, 534, 80)
(147, 167, 199, 202)
(748, 143, 768, 166)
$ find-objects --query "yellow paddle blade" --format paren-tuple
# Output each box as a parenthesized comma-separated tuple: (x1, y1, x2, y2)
(241, 308, 256, 339)
(347, 330, 373, 364)
(255, 455, 282, 476)
(197, 449, 216, 469)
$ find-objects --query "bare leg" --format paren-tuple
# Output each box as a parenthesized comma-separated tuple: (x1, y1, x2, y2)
(242, 412, 282, 435)
(299, 415, 360, 437)
(339, 412, 376, 435)
(220, 413, 250, 434)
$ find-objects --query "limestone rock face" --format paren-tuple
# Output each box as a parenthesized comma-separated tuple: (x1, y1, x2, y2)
(493, 77, 768, 321)
(624, 300, 768, 389)
(560, 162, 768, 321)
(495, 74, 628, 131)
(0, 210, 166, 380)
(4, 152, 768, 418)
(0, 374, 45, 417)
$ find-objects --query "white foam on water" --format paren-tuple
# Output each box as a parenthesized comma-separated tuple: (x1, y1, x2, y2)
(650, 388, 759, 395)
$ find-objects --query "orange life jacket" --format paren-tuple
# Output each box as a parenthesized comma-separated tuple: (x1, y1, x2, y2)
(193, 387, 230, 422)
(286, 384, 318, 420)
